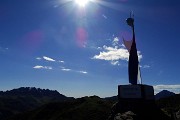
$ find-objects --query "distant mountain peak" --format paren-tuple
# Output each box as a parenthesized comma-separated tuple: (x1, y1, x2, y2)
(0, 87, 67, 98)
(0, 87, 74, 120)
(155, 90, 175, 100)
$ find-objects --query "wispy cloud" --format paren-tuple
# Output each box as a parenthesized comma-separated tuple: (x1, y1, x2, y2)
(140, 65, 150, 69)
(43, 56, 55, 62)
(0, 47, 9, 52)
(78, 71, 88, 74)
(36, 57, 42, 60)
(102, 14, 107, 19)
(112, 37, 119, 46)
(144, 65, 150, 68)
(61, 67, 88, 74)
(97, 47, 102, 50)
(33, 65, 52, 70)
(36, 56, 65, 63)
(154, 85, 180, 94)
(61, 68, 71, 71)
(111, 61, 120, 66)
(59, 60, 65, 63)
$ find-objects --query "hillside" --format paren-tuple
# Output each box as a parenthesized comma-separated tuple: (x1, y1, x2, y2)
(156, 94, 180, 113)
(0, 87, 73, 120)
(0, 88, 180, 120)
(8, 96, 114, 120)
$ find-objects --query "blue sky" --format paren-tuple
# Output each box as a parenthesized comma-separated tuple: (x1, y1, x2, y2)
(0, 0, 180, 97)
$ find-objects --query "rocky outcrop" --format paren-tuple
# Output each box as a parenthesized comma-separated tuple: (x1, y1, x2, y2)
(114, 111, 136, 120)
(108, 100, 171, 120)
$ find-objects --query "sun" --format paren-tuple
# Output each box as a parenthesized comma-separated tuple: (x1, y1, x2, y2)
(75, 0, 89, 7)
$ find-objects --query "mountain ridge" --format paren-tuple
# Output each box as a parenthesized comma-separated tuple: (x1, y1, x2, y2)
(0, 87, 67, 98)
(0, 87, 180, 120)
(0, 87, 74, 120)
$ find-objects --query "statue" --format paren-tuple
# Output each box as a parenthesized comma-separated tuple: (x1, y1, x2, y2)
(124, 12, 140, 85)
(126, 13, 139, 85)
(118, 13, 154, 101)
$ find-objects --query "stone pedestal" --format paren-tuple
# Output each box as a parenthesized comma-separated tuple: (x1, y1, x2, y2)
(118, 84, 154, 100)
(117, 84, 155, 112)
(108, 84, 171, 120)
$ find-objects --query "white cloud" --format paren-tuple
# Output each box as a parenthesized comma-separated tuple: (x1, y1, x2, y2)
(61, 67, 88, 74)
(102, 14, 107, 19)
(120, 44, 125, 48)
(59, 60, 65, 63)
(93, 46, 129, 61)
(111, 61, 120, 66)
(78, 71, 88, 74)
(154, 85, 180, 94)
(143, 65, 150, 68)
(92, 43, 143, 66)
(33, 65, 52, 70)
(61, 68, 71, 71)
(43, 56, 55, 62)
(97, 47, 102, 50)
(140, 65, 150, 69)
(33, 66, 43, 69)
(93, 46, 142, 63)
(137, 51, 142, 60)
(112, 37, 119, 46)
(36, 57, 42, 60)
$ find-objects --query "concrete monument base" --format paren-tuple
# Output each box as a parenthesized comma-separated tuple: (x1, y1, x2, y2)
(107, 84, 171, 120)
(118, 84, 154, 100)
(117, 84, 155, 113)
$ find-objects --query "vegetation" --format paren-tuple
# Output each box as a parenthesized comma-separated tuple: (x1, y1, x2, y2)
(156, 94, 180, 115)
(8, 96, 114, 120)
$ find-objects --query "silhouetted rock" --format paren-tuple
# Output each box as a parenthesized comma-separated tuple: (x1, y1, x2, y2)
(114, 111, 136, 120)
(108, 100, 171, 120)
(176, 109, 180, 119)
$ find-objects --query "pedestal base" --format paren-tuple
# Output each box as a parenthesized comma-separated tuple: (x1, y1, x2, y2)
(117, 84, 155, 113)
(118, 84, 154, 100)
(107, 84, 170, 120)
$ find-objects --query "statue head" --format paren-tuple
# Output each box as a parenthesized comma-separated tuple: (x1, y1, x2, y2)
(126, 18, 134, 27)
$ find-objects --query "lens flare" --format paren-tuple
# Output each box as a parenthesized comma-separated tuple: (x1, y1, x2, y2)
(75, 0, 89, 7)
(76, 27, 87, 47)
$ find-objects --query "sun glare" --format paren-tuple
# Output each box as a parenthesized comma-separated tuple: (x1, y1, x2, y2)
(75, 0, 89, 7)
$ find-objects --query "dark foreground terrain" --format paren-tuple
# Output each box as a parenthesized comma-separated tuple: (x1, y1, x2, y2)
(0, 87, 180, 120)
(8, 96, 113, 120)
